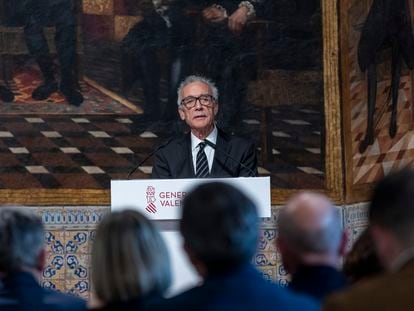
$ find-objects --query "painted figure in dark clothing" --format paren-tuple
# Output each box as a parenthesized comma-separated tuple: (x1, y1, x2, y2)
(195, 0, 265, 132)
(0, 85, 15, 102)
(358, 0, 414, 153)
(121, 0, 195, 122)
(24, 0, 83, 106)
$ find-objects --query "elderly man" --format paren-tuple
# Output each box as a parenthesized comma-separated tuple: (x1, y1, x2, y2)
(325, 169, 414, 310)
(277, 192, 348, 300)
(151, 75, 257, 178)
(150, 182, 319, 310)
(0, 207, 86, 310)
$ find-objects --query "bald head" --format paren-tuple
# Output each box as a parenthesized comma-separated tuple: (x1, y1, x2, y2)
(278, 192, 342, 256)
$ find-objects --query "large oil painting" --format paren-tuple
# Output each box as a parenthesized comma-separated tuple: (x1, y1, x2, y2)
(0, 0, 341, 204)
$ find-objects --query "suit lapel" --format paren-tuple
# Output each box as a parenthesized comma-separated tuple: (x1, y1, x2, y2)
(211, 128, 231, 177)
(181, 133, 195, 178)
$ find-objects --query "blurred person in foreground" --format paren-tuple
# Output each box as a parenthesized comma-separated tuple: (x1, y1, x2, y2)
(343, 229, 383, 284)
(325, 169, 414, 310)
(277, 192, 348, 301)
(89, 209, 171, 311)
(0, 207, 86, 311)
(150, 182, 319, 311)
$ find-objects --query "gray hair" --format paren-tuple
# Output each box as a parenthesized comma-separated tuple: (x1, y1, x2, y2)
(92, 209, 171, 304)
(177, 75, 219, 106)
(0, 207, 44, 272)
(278, 193, 342, 255)
(180, 182, 258, 273)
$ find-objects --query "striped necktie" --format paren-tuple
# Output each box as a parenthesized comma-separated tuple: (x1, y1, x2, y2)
(196, 142, 209, 178)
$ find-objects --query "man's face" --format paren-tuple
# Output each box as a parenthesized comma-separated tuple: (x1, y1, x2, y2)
(178, 81, 218, 133)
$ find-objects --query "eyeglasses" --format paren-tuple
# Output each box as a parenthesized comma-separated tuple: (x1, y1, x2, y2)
(180, 94, 215, 109)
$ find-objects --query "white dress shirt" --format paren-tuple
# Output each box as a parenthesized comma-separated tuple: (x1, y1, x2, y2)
(191, 126, 218, 175)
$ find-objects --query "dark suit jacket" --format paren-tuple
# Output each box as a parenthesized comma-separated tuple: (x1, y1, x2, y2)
(289, 265, 348, 301)
(149, 264, 319, 311)
(324, 259, 414, 310)
(151, 129, 258, 178)
(0, 271, 86, 311)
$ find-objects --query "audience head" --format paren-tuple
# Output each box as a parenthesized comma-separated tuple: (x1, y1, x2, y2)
(176, 75, 219, 138)
(180, 182, 258, 275)
(368, 168, 414, 270)
(343, 229, 383, 283)
(0, 207, 45, 274)
(92, 209, 171, 304)
(277, 192, 346, 274)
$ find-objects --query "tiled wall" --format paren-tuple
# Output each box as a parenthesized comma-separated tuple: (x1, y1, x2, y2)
(32, 203, 369, 299)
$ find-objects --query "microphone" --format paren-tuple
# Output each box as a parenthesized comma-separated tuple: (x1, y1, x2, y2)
(203, 138, 257, 177)
(127, 137, 174, 179)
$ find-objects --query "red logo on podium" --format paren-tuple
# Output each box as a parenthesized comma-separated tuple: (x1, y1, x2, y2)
(145, 186, 157, 214)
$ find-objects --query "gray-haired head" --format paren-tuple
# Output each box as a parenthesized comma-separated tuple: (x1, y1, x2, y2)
(92, 209, 171, 304)
(0, 207, 44, 272)
(180, 182, 258, 274)
(278, 192, 342, 256)
(177, 75, 219, 106)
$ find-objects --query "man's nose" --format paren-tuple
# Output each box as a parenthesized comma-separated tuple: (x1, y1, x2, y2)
(194, 99, 204, 109)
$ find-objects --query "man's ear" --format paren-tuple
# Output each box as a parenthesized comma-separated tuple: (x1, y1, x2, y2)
(37, 248, 46, 272)
(178, 107, 186, 121)
(213, 103, 219, 116)
(276, 236, 285, 253)
(370, 224, 399, 271)
(183, 243, 207, 278)
(338, 229, 349, 257)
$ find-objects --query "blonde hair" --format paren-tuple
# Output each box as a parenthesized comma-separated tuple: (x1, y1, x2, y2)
(92, 209, 171, 303)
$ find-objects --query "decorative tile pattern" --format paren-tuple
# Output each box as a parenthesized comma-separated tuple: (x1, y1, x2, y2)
(35, 207, 109, 299)
(341, 203, 369, 251)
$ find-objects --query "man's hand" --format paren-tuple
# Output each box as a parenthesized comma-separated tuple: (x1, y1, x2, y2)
(202, 6, 227, 23)
(228, 6, 249, 35)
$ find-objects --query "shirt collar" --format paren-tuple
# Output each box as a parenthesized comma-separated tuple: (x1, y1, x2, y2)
(191, 125, 218, 151)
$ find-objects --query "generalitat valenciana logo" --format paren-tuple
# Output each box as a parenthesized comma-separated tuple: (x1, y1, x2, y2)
(145, 186, 157, 214)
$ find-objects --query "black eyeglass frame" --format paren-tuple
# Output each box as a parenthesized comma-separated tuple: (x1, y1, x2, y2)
(180, 94, 216, 109)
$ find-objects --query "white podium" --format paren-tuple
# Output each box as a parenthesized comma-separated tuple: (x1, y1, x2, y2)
(110, 177, 271, 295)
(111, 177, 271, 218)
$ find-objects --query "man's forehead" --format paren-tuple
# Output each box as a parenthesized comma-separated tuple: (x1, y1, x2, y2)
(182, 81, 212, 95)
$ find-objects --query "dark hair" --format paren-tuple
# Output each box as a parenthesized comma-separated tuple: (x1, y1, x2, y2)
(0, 207, 44, 272)
(343, 229, 383, 283)
(180, 182, 258, 273)
(369, 169, 414, 245)
(92, 210, 171, 304)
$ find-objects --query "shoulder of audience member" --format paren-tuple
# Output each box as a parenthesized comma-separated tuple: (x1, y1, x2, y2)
(323, 273, 391, 310)
(44, 290, 87, 311)
(146, 286, 202, 311)
(277, 287, 320, 311)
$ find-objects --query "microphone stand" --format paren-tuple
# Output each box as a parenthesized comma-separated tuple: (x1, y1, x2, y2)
(127, 138, 173, 179)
